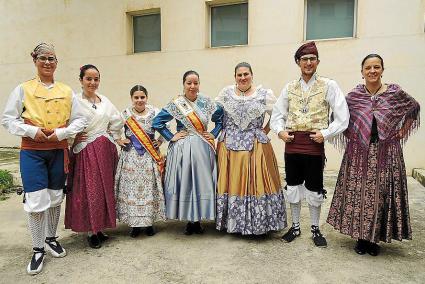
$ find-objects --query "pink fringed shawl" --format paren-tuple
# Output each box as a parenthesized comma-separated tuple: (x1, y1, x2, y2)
(334, 83, 421, 172)
(346, 84, 420, 147)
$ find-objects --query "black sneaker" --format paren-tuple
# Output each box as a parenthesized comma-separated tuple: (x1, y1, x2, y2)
(87, 234, 101, 249)
(45, 237, 67, 257)
(184, 222, 194, 235)
(311, 226, 327, 248)
(97, 231, 109, 242)
(193, 222, 204, 234)
(281, 226, 301, 242)
(354, 239, 368, 255)
(145, 226, 156, 236)
(130, 227, 142, 238)
(27, 247, 46, 275)
(367, 242, 380, 256)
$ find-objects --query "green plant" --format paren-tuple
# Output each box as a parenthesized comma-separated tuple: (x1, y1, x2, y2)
(0, 169, 14, 194)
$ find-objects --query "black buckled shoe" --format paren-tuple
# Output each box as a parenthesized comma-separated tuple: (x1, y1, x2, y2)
(354, 239, 368, 255)
(193, 222, 204, 234)
(97, 231, 109, 242)
(145, 226, 156, 236)
(130, 227, 142, 238)
(367, 242, 380, 256)
(87, 234, 101, 249)
(281, 226, 301, 243)
(27, 247, 46, 275)
(184, 222, 194, 235)
(311, 226, 327, 248)
(45, 236, 67, 258)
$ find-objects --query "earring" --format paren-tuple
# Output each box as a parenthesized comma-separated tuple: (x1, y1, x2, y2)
(362, 76, 364, 79)
(381, 75, 383, 78)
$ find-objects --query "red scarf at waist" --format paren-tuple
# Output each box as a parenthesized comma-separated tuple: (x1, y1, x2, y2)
(21, 119, 70, 173)
(284, 131, 324, 156)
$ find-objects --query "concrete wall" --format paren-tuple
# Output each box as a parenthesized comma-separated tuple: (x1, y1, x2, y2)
(1, 0, 424, 171)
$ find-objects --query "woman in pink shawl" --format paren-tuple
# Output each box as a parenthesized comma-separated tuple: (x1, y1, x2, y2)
(327, 54, 420, 256)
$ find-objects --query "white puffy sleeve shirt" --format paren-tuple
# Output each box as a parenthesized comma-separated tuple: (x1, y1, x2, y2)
(72, 93, 124, 153)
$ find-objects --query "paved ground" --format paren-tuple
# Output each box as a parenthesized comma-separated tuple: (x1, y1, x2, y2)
(0, 150, 424, 284)
(413, 168, 425, 187)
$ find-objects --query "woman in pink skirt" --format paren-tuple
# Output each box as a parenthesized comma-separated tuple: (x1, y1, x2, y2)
(65, 64, 124, 249)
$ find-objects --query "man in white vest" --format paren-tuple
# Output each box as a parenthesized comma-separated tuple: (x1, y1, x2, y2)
(270, 41, 349, 247)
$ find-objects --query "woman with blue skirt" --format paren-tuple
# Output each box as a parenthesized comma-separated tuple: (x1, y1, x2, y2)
(152, 70, 222, 234)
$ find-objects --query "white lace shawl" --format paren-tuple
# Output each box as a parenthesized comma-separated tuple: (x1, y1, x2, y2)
(215, 85, 276, 130)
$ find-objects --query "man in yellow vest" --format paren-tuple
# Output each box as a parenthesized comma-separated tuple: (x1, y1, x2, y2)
(1, 43, 87, 274)
(271, 41, 349, 247)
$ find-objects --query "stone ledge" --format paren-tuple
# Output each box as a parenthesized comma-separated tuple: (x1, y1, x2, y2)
(412, 168, 425, 187)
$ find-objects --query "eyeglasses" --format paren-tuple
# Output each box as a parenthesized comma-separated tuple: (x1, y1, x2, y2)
(300, 56, 318, 63)
(37, 56, 57, 63)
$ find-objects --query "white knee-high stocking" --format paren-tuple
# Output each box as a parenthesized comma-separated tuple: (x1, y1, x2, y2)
(28, 212, 46, 249)
(308, 204, 321, 227)
(290, 201, 301, 226)
(46, 205, 61, 238)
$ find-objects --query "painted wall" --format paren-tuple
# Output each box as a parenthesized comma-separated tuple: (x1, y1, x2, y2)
(1, 0, 424, 171)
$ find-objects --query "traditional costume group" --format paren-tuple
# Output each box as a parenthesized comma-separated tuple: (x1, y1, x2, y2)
(0, 42, 420, 275)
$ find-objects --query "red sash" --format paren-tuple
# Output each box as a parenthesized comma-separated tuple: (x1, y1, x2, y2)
(125, 115, 165, 176)
(21, 119, 70, 173)
(172, 97, 215, 151)
(185, 111, 215, 150)
(284, 131, 324, 155)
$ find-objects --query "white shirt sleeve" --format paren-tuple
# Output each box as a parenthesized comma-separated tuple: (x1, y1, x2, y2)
(215, 87, 227, 106)
(107, 101, 124, 140)
(264, 89, 277, 115)
(55, 93, 88, 141)
(270, 85, 289, 134)
(1, 85, 39, 139)
(320, 80, 349, 140)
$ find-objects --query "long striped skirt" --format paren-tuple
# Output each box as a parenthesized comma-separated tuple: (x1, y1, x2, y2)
(327, 141, 411, 243)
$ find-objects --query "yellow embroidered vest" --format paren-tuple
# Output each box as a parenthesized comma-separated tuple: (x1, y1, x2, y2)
(286, 76, 329, 131)
(21, 78, 72, 129)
